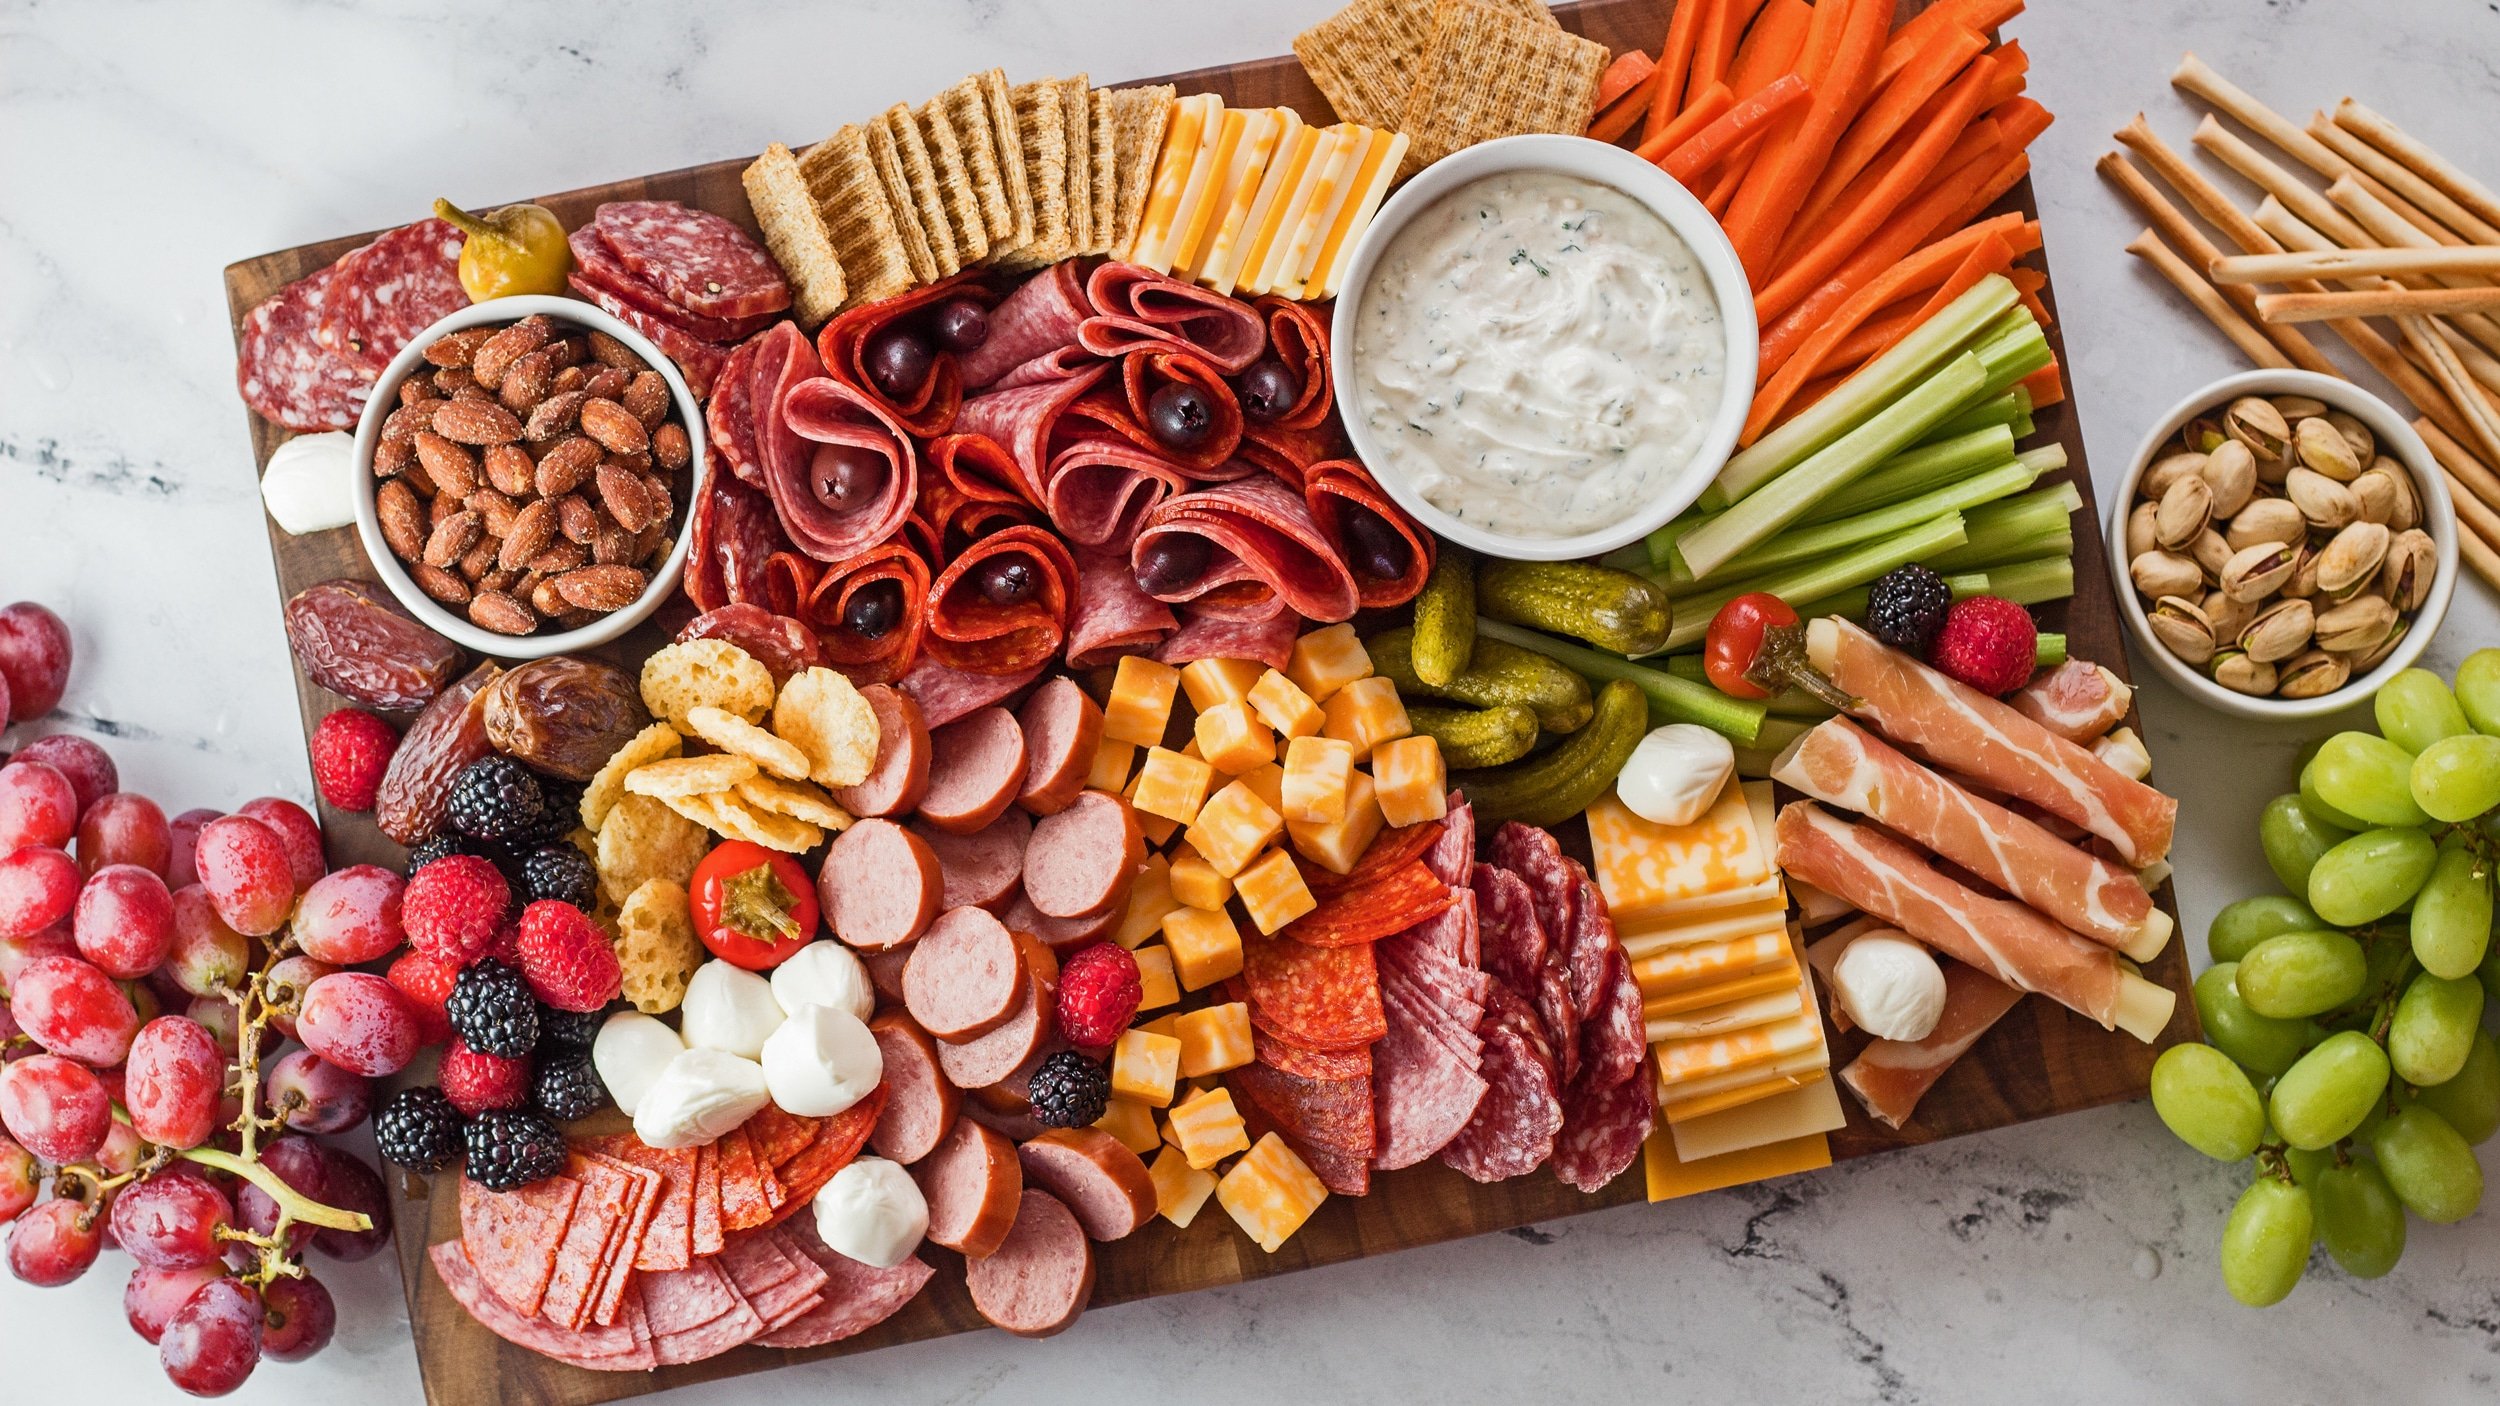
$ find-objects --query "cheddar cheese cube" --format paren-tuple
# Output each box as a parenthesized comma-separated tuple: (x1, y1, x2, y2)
(1235, 847, 1317, 934)
(1131, 746, 1216, 826)
(1122, 768, 1180, 847)
(1167, 1086, 1253, 1169)
(1174, 1001, 1255, 1077)
(1088, 737, 1138, 794)
(1286, 623, 1372, 702)
(1135, 1011, 1183, 1040)
(1371, 735, 1449, 828)
(1104, 655, 1181, 747)
(1193, 700, 1276, 775)
(1183, 779, 1285, 878)
(1150, 1145, 1221, 1228)
(1246, 669, 1324, 740)
(1095, 1096, 1162, 1156)
(1218, 1132, 1329, 1252)
(1161, 904, 1245, 990)
(1280, 735, 1357, 824)
(1131, 944, 1180, 1011)
(1113, 853, 1180, 949)
(1168, 845, 1235, 910)
(1319, 676, 1410, 763)
(1180, 657, 1267, 711)
(1286, 769, 1385, 875)
(1111, 1028, 1183, 1107)
(1239, 760, 1287, 815)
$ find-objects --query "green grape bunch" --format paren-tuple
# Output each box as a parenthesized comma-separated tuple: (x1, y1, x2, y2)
(2153, 648, 2500, 1307)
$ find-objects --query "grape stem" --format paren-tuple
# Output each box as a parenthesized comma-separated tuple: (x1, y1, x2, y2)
(2254, 1147, 2294, 1185)
(177, 1146, 371, 1233)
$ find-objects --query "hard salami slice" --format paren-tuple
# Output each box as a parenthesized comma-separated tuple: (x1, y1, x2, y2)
(718, 1225, 828, 1327)
(768, 544, 930, 684)
(755, 1218, 934, 1348)
(430, 1241, 654, 1372)
(748, 321, 827, 505)
(1378, 958, 1483, 1073)
(990, 345, 1107, 391)
(817, 273, 994, 437)
(1371, 969, 1490, 1170)
(960, 262, 1091, 389)
(1079, 261, 1267, 372)
(1065, 550, 1176, 668)
(956, 362, 1110, 497)
(1553, 1053, 1658, 1194)
(317, 218, 467, 373)
(594, 199, 792, 321)
(456, 1174, 579, 1320)
(1229, 1059, 1375, 1161)
(678, 603, 827, 685)
(707, 336, 766, 487)
(1534, 961, 1582, 1091)
(1471, 863, 1547, 994)
(922, 525, 1077, 674)
(897, 655, 1045, 729)
(1425, 799, 1475, 888)
(1439, 984, 1563, 1183)
(686, 476, 792, 615)
(1153, 606, 1298, 671)
(1252, 1026, 1373, 1081)
(1250, 295, 1335, 431)
(236, 271, 370, 432)
(1239, 932, 1385, 1051)
(1577, 943, 1647, 1093)
(646, 1261, 768, 1365)
(1037, 434, 1192, 549)
(569, 226, 780, 343)
(1130, 474, 1361, 624)
(923, 432, 1044, 530)
(1093, 351, 1244, 473)
(771, 377, 920, 562)
(564, 274, 734, 397)
(1304, 459, 1434, 609)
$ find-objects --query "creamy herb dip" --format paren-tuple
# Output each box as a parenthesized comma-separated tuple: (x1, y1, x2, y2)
(1352, 171, 1727, 539)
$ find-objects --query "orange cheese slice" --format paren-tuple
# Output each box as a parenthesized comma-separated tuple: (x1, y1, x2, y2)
(1231, 124, 1322, 297)
(1586, 785, 1775, 927)
(1154, 104, 1241, 276)
(1662, 1068, 1828, 1125)
(1306, 129, 1409, 299)
(1271, 126, 1367, 300)
(1643, 1118, 1831, 1202)
(1642, 984, 1806, 1041)
(1618, 898, 1793, 958)
(1668, 1075, 1847, 1163)
(1122, 93, 1217, 266)
(1633, 930, 1792, 997)
(1653, 1008, 1823, 1086)
(1248, 126, 1356, 298)
(1196, 108, 1300, 293)
(1181, 107, 1283, 289)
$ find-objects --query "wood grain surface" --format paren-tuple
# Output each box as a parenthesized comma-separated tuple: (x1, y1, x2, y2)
(219, 2, 2197, 1402)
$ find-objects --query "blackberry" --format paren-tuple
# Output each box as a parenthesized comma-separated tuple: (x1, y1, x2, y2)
(448, 756, 548, 841)
(1026, 1050, 1111, 1128)
(463, 1108, 567, 1191)
(1867, 565, 1955, 657)
(446, 960, 539, 1058)
(522, 844, 598, 910)
(521, 780, 586, 846)
(406, 831, 485, 876)
(374, 1087, 465, 1172)
(534, 1051, 610, 1123)
(537, 1003, 602, 1051)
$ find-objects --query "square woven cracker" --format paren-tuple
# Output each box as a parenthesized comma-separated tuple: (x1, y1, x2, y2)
(1294, 0, 1558, 130)
(740, 143, 846, 326)
(794, 128, 914, 308)
(863, 116, 939, 285)
(930, 79, 1007, 254)
(889, 103, 970, 274)
(1105, 84, 1177, 257)
(1059, 75, 1096, 254)
(1399, 0, 1604, 172)
(1000, 81, 1071, 269)
(1087, 87, 1116, 254)
(979, 69, 1034, 249)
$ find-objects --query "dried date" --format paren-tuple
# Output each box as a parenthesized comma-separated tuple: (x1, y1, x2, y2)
(375, 661, 499, 844)
(282, 579, 465, 713)
(482, 656, 650, 781)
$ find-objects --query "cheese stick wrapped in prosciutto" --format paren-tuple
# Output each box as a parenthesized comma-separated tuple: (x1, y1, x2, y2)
(1773, 802, 2175, 1041)
(1807, 619, 2177, 865)
(1839, 961, 2028, 1129)
(1773, 718, 2173, 960)
(2009, 660, 2134, 743)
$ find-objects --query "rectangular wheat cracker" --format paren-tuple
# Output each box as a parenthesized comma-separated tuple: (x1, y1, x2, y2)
(1059, 75, 1096, 254)
(1105, 84, 1177, 258)
(1399, 0, 1604, 173)
(864, 115, 940, 285)
(793, 127, 915, 309)
(904, 101, 984, 269)
(932, 77, 1010, 253)
(741, 143, 847, 326)
(978, 68, 1034, 250)
(1294, 0, 1559, 131)
(1000, 81, 1072, 269)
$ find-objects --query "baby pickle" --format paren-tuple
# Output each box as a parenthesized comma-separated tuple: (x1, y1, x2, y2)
(1451, 679, 1646, 828)
(1410, 546, 1477, 687)
(1475, 560, 1674, 657)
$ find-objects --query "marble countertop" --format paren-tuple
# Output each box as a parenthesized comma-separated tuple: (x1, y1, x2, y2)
(4, 0, 2496, 1400)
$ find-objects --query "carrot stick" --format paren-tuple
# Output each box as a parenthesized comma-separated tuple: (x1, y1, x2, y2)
(2009, 266, 2051, 324)
(1663, 74, 1814, 183)
(1758, 212, 2030, 372)
(1714, 0, 1771, 78)
(1762, 144, 2035, 343)
(1874, 0, 2025, 89)
(1777, 113, 2004, 266)
(1644, 0, 1713, 141)
(1730, 0, 1813, 95)
(1595, 50, 1660, 112)
(1723, 0, 1898, 282)
(1749, 224, 2018, 431)
(1706, 160, 1748, 216)
(1691, 0, 1735, 103)
(1936, 151, 2032, 231)
(1589, 70, 1666, 143)
(1639, 83, 1736, 164)
(1985, 95, 2052, 153)
(1823, 301, 1931, 367)
(1792, 27, 1988, 242)
(2020, 360, 2065, 409)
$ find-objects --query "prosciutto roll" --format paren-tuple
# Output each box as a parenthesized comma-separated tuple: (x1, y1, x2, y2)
(2010, 661, 2135, 744)
(1250, 295, 1334, 431)
(772, 377, 919, 562)
(960, 263, 1090, 389)
(1808, 618, 2178, 865)
(1064, 551, 1176, 668)
(1303, 459, 1433, 609)
(1155, 607, 1301, 671)
(684, 476, 791, 615)
(1839, 961, 2027, 1130)
(764, 545, 929, 684)
(816, 272, 992, 437)
(1079, 262, 1267, 372)
(922, 525, 1078, 675)
(706, 336, 765, 487)
(1129, 474, 1361, 624)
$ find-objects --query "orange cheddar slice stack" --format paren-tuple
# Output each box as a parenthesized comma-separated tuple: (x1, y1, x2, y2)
(1122, 101, 1407, 301)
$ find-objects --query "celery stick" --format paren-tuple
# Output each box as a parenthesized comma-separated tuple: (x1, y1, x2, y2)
(1716, 276, 2019, 502)
(1920, 386, 2032, 445)
(2009, 411, 2036, 439)
(1804, 427, 2021, 523)
(1677, 354, 1989, 580)
(1986, 556, 2077, 605)
(1663, 656, 1838, 718)
(1753, 715, 1813, 753)
(1927, 527, 2073, 574)
(1681, 459, 2039, 585)
(1472, 619, 1765, 744)
(1665, 512, 1969, 650)
(1922, 482, 2083, 572)
(2017, 443, 2068, 474)
(1598, 542, 1651, 573)
(2036, 633, 2068, 668)
(1973, 320, 2054, 400)
(1804, 570, 1989, 622)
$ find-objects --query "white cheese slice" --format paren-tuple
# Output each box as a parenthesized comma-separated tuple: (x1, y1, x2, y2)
(1307, 128, 1410, 299)
(1230, 123, 1321, 298)
(1184, 107, 1288, 293)
(1669, 1076, 1847, 1162)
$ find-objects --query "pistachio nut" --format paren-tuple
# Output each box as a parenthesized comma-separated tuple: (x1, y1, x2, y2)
(2202, 588, 2256, 643)
(2314, 520, 2391, 596)
(2378, 460, 2421, 532)
(2294, 416, 2363, 482)
(2238, 597, 2316, 663)
(2225, 497, 2307, 551)
(2149, 595, 2218, 664)
(2125, 500, 2162, 559)
(2270, 395, 2329, 422)
(2190, 527, 2236, 581)
(2379, 529, 2435, 611)
(2349, 464, 2401, 525)
(2132, 549, 2208, 601)
(2286, 466, 2360, 529)
(2182, 416, 2228, 455)
(2326, 409, 2374, 462)
(2143, 452, 2208, 501)
(2226, 396, 2291, 460)
(2194, 440, 2257, 518)
(2156, 474, 2214, 548)
(2314, 593, 2399, 654)
(2211, 649, 2278, 696)
(2277, 649, 2351, 699)
(2219, 541, 2300, 602)
(2256, 447, 2293, 486)
(2283, 541, 2322, 600)
(2353, 619, 2409, 673)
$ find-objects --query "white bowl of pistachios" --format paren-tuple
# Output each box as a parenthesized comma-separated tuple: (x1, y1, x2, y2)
(2111, 369, 2458, 721)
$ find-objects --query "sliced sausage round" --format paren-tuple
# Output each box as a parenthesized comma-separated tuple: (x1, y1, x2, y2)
(902, 907, 1028, 1042)
(832, 683, 931, 818)
(1016, 1128, 1156, 1242)
(858, 944, 912, 1005)
(917, 706, 1027, 835)
(965, 1189, 1095, 1338)
(910, 1116, 1022, 1259)
(1002, 890, 1121, 954)
(1015, 677, 1104, 817)
(1022, 790, 1143, 919)
(910, 809, 1030, 914)
(935, 968, 1054, 1091)
(819, 819, 942, 951)
(868, 1011, 961, 1165)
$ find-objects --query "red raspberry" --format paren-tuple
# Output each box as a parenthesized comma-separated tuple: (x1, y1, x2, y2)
(1929, 595, 2040, 696)
(1054, 943, 1142, 1050)
(512, 900, 621, 1013)
(386, 948, 459, 1047)
(439, 1036, 529, 1115)
(309, 710, 399, 813)
(400, 855, 508, 967)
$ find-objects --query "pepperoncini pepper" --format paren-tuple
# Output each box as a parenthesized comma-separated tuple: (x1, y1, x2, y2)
(433, 197, 574, 301)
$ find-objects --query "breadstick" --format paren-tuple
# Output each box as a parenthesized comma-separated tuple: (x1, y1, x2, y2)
(2452, 497, 2500, 594)
(2333, 99, 2500, 237)
(2211, 248, 2500, 284)
(2418, 417, 2500, 520)
(2324, 176, 2500, 367)
(2258, 287, 2500, 324)
(2096, 152, 2337, 374)
(2402, 316, 2500, 468)
(2192, 117, 2373, 248)
(2126, 229, 2293, 368)
(2308, 117, 2500, 246)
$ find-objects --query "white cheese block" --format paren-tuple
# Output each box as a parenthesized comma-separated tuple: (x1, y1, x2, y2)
(591, 1011, 685, 1118)
(632, 1047, 771, 1149)
(813, 1156, 929, 1269)
(1669, 1076, 1847, 1163)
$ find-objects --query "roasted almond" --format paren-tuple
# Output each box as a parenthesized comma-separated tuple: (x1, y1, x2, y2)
(554, 564, 647, 612)
(428, 487, 460, 527)
(587, 329, 639, 369)
(652, 421, 692, 473)
(424, 326, 494, 369)
(468, 487, 520, 539)
(413, 431, 479, 498)
(468, 590, 538, 636)
(623, 371, 670, 428)
(381, 401, 432, 447)
(530, 574, 571, 617)
(500, 498, 558, 571)
(432, 398, 524, 446)
(471, 316, 553, 390)
(580, 398, 650, 455)
(480, 565, 521, 595)
(556, 493, 598, 544)
(423, 510, 483, 568)
(410, 562, 472, 606)
(373, 434, 417, 479)
(591, 519, 636, 565)
(378, 478, 425, 562)
(528, 538, 590, 575)
(497, 345, 562, 413)
(596, 462, 657, 533)
(583, 364, 632, 401)
(550, 363, 588, 397)
(397, 376, 440, 408)
(534, 436, 601, 497)
(482, 443, 536, 498)
(458, 533, 500, 583)
(525, 390, 589, 443)
(432, 365, 476, 397)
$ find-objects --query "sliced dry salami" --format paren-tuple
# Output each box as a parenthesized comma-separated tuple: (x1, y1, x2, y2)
(316, 218, 466, 373)
(896, 655, 1045, 729)
(1471, 863, 1547, 995)
(236, 271, 370, 432)
(1372, 966, 1489, 1170)
(1129, 474, 1361, 624)
(1064, 550, 1176, 667)
(1490, 824, 1578, 958)
(1554, 1053, 1658, 1193)
(1576, 943, 1647, 1093)
(566, 273, 734, 397)
(1425, 798, 1475, 889)
(1439, 983, 1563, 1183)
(428, 1241, 654, 1372)
(569, 225, 779, 343)
(708, 335, 766, 487)
(1079, 261, 1267, 372)
(960, 262, 1091, 389)
(644, 1257, 767, 1364)
(595, 199, 792, 321)
(756, 1218, 934, 1348)
(1560, 858, 1619, 1024)
(1154, 605, 1300, 671)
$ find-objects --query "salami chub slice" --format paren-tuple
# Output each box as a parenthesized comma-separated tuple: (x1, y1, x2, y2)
(236, 272, 369, 432)
(1250, 295, 1336, 431)
(773, 377, 921, 562)
(593, 200, 792, 322)
(317, 217, 467, 373)
(922, 525, 1077, 675)
(1078, 262, 1267, 373)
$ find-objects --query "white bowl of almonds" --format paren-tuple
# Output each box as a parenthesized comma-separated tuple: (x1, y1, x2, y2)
(2111, 369, 2457, 720)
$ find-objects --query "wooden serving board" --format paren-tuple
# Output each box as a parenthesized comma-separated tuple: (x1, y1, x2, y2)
(221, 3, 2197, 1403)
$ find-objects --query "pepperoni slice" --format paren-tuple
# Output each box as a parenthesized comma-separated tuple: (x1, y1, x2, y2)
(921, 526, 1077, 675)
(1238, 933, 1386, 1051)
(1250, 294, 1335, 431)
(1304, 458, 1434, 610)
(816, 272, 994, 438)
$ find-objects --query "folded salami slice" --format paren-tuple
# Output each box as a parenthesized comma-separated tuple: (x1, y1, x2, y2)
(318, 218, 467, 373)
(565, 274, 734, 398)
(1440, 982, 1563, 1183)
(1039, 435, 1192, 549)
(1094, 351, 1243, 473)
(1153, 607, 1297, 670)
(898, 655, 1046, 729)
(922, 525, 1077, 674)
(961, 262, 1091, 389)
(236, 270, 370, 432)
(568, 226, 780, 344)
(686, 475, 793, 615)
(1250, 295, 1335, 431)
(817, 272, 993, 438)
(1304, 459, 1433, 609)
(429, 1241, 655, 1372)
(1130, 474, 1361, 624)
(918, 434, 1043, 556)
(756, 1218, 934, 1349)
(1371, 968, 1490, 1171)
(678, 603, 826, 684)
(707, 336, 766, 487)
(1065, 550, 1176, 668)
(594, 199, 792, 321)
(1079, 262, 1267, 373)
(767, 544, 930, 683)
(956, 363, 1112, 504)
(771, 376, 919, 562)
(1229, 434, 1311, 492)
(990, 345, 1105, 391)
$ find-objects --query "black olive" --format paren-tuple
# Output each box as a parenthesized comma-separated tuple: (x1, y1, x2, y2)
(979, 559, 1034, 605)
(866, 329, 934, 399)
(810, 443, 886, 508)
(1235, 359, 1300, 423)
(844, 579, 905, 640)
(1133, 536, 1209, 596)
(1342, 506, 1410, 581)
(931, 299, 990, 353)
(1145, 383, 1216, 450)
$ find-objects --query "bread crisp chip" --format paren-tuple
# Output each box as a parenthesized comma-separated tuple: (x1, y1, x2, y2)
(882, 105, 962, 278)
(695, 789, 824, 854)
(866, 115, 940, 285)
(596, 794, 711, 906)
(1104, 85, 1178, 257)
(615, 877, 700, 1015)
(741, 143, 847, 327)
(979, 68, 1035, 251)
(936, 76, 1013, 248)
(624, 753, 760, 799)
(734, 772, 856, 831)
(772, 666, 881, 789)
(1399, 0, 1605, 172)
(640, 638, 775, 730)
(916, 95, 992, 264)
(998, 81, 1072, 269)
(583, 722, 683, 832)
(797, 126, 916, 308)
(1293, 0, 1559, 131)
(684, 704, 812, 781)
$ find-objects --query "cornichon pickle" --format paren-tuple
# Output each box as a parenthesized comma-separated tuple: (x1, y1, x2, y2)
(1369, 625, 1594, 734)
(1452, 679, 1647, 827)
(1411, 546, 1476, 687)
(1475, 560, 1673, 657)
(1406, 702, 1539, 769)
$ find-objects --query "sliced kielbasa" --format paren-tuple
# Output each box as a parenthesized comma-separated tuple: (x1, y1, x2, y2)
(910, 808, 1030, 914)
(819, 818, 942, 951)
(1022, 789, 1142, 919)
(964, 1190, 1095, 1337)
(1015, 1128, 1156, 1242)
(911, 1116, 1022, 1259)
(935, 968, 1054, 1091)
(1015, 676, 1104, 817)
(868, 1011, 961, 1165)
(917, 706, 1027, 835)
(902, 907, 1028, 1042)
(832, 683, 931, 819)
(1002, 890, 1122, 954)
